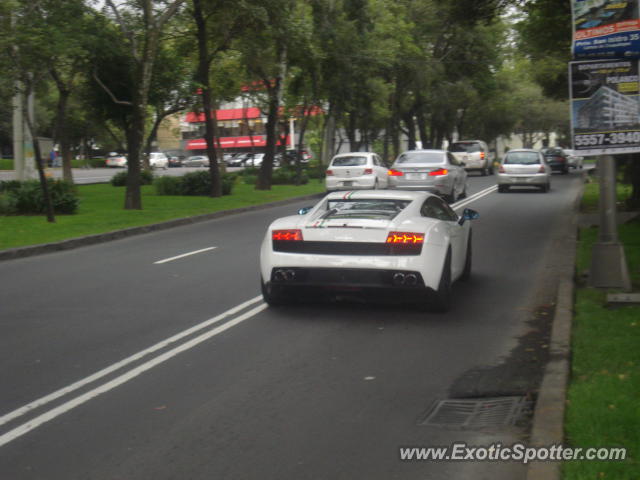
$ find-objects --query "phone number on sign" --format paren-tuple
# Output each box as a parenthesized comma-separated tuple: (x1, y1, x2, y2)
(575, 132, 640, 146)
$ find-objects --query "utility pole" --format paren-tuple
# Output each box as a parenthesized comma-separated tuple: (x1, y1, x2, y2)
(589, 155, 632, 290)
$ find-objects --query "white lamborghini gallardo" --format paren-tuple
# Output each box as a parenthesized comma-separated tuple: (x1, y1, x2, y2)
(259, 190, 479, 311)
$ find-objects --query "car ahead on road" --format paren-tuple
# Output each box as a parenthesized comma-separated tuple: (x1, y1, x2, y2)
(259, 190, 479, 311)
(541, 147, 569, 174)
(148, 152, 169, 169)
(448, 140, 494, 176)
(563, 149, 584, 170)
(227, 153, 249, 167)
(183, 155, 209, 167)
(325, 152, 389, 191)
(387, 149, 468, 203)
(244, 153, 266, 167)
(497, 149, 551, 193)
(105, 152, 127, 168)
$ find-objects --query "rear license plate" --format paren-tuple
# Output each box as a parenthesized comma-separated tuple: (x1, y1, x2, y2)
(342, 181, 353, 186)
(406, 173, 426, 180)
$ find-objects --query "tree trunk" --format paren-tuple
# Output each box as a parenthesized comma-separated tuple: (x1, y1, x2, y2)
(256, 45, 287, 190)
(193, 0, 221, 197)
(403, 112, 417, 150)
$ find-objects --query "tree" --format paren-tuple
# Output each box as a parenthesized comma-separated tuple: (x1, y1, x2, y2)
(98, 0, 185, 210)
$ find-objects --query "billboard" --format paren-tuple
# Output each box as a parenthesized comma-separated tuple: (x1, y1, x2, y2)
(572, 0, 640, 59)
(571, 59, 640, 155)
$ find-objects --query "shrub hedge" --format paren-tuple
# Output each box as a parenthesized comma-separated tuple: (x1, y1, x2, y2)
(154, 171, 234, 196)
(110, 169, 154, 187)
(0, 179, 79, 215)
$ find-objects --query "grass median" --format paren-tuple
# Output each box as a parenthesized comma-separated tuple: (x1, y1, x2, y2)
(563, 183, 640, 479)
(0, 180, 324, 250)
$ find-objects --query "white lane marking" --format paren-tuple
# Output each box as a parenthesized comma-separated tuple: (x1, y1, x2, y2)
(0, 295, 262, 429)
(452, 185, 497, 211)
(0, 303, 267, 448)
(154, 247, 217, 264)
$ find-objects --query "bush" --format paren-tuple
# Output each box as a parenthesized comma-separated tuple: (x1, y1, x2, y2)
(154, 171, 234, 196)
(0, 193, 16, 215)
(154, 176, 183, 196)
(110, 169, 154, 187)
(0, 179, 78, 215)
(272, 167, 309, 185)
(243, 175, 258, 185)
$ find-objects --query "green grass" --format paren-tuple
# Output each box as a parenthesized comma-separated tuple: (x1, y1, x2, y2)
(564, 220, 640, 479)
(0, 180, 324, 250)
(0, 159, 13, 170)
(580, 180, 632, 213)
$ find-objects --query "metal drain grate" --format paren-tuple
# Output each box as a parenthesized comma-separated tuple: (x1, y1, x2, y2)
(418, 396, 530, 428)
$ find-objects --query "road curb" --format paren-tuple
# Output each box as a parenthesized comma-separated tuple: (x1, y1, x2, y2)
(0, 192, 323, 262)
(526, 174, 584, 480)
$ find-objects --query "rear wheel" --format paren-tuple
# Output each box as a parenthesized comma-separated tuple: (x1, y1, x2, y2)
(498, 185, 508, 193)
(459, 233, 472, 282)
(431, 251, 452, 313)
(261, 278, 288, 306)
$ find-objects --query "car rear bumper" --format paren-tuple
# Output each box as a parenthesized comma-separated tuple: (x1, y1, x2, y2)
(326, 176, 377, 190)
(497, 173, 548, 186)
(265, 267, 433, 301)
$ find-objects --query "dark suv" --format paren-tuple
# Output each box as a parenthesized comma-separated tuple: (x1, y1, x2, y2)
(541, 148, 569, 174)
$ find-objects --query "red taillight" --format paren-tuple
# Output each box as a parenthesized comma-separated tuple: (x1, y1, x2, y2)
(499, 165, 505, 173)
(538, 164, 545, 173)
(428, 168, 448, 176)
(272, 229, 303, 241)
(363, 168, 373, 175)
(388, 169, 403, 176)
(480, 152, 485, 159)
(326, 169, 333, 176)
(386, 232, 425, 244)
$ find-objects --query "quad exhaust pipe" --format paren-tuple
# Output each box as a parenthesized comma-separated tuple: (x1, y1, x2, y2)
(392, 272, 418, 286)
(274, 269, 296, 282)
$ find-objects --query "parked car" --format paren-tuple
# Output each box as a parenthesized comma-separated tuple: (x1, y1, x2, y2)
(325, 152, 389, 191)
(497, 149, 551, 193)
(148, 152, 169, 169)
(259, 190, 479, 311)
(448, 140, 493, 176)
(541, 147, 569, 174)
(105, 152, 127, 168)
(563, 149, 584, 169)
(227, 153, 249, 167)
(167, 155, 183, 167)
(183, 155, 209, 167)
(387, 150, 468, 203)
(244, 153, 265, 167)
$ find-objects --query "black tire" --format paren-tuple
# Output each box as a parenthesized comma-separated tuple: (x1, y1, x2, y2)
(562, 167, 569, 175)
(431, 250, 452, 312)
(541, 183, 550, 193)
(460, 184, 467, 199)
(498, 185, 508, 193)
(261, 278, 287, 306)
(459, 233, 472, 282)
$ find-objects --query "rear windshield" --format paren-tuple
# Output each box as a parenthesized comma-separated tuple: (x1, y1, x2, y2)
(449, 142, 481, 153)
(544, 149, 564, 156)
(324, 199, 410, 220)
(395, 152, 444, 165)
(504, 152, 540, 165)
(331, 156, 367, 167)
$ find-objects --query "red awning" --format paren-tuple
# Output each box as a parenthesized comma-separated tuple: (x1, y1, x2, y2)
(186, 135, 290, 150)
(185, 108, 262, 123)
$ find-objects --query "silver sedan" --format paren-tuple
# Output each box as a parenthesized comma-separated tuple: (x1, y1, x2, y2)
(387, 149, 468, 203)
(497, 149, 551, 193)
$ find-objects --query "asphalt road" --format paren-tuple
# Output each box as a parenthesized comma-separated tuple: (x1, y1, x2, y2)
(0, 171, 583, 480)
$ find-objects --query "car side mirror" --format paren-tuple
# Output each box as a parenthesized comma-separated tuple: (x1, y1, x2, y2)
(298, 207, 312, 215)
(459, 161, 466, 167)
(458, 208, 480, 225)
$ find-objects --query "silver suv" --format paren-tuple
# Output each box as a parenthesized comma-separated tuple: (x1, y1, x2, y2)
(448, 140, 493, 176)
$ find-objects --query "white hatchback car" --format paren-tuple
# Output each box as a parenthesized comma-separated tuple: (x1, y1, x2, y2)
(325, 152, 389, 191)
(149, 152, 169, 169)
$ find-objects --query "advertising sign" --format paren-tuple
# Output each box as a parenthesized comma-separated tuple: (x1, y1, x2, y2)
(571, 59, 640, 155)
(572, 0, 640, 59)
